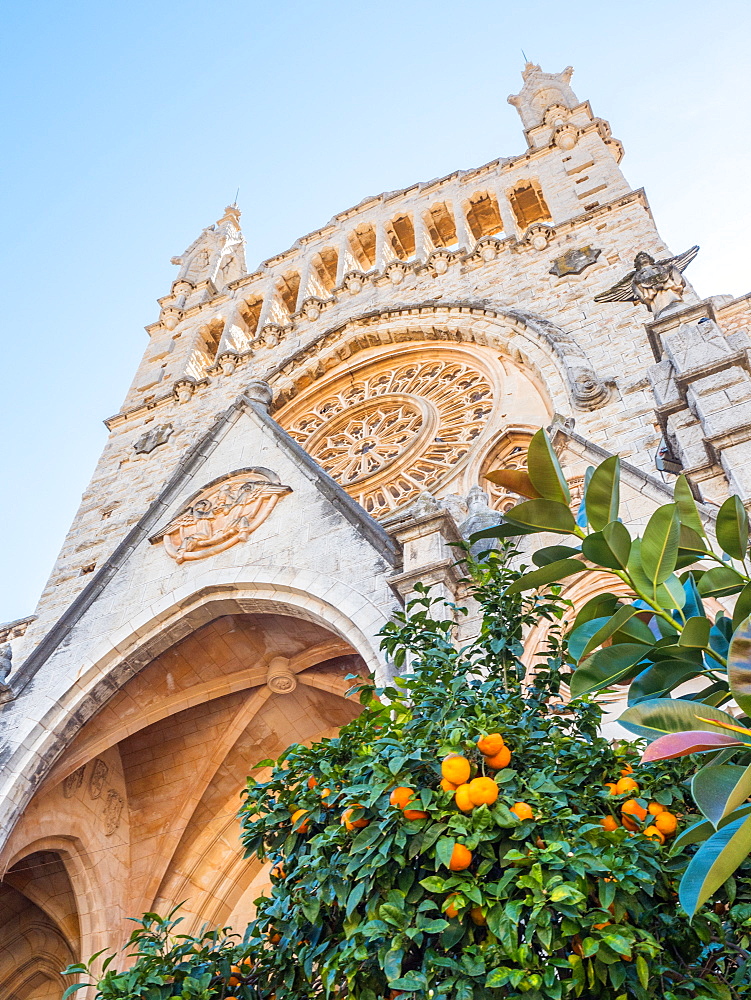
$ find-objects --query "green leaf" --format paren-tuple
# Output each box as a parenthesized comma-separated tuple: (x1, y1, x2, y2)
(717, 494, 749, 561)
(503, 499, 576, 534)
(575, 605, 648, 663)
(679, 812, 751, 917)
(526, 428, 570, 503)
(640, 503, 680, 587)
(436, 837, 456, 869)
(627, 540, 684, 610)
(628, 659, 704, 705)
(732, 583, 751, 631)
(570, 644, 649, 698)
(679, 616, 711, 648)
(674, 475, 706, 536)
(504, 558, 586, 595)
(571, 593, 621, 632)
(62, 987, 91, 1000)
(697, 565, 747, 598)
(619, 698, 747, 742)
(584, 456, 620, 530)
(484, 466, 542, 499)
(677, 524, 708, 568)
(581, 520, 631, 570)
(671, 803, 751, 853)
(692, 763, 751, 827)
(532, 545, 581, 567)
(469, 522, 537, 541)
(728, 614, 751, 717)
(636, 955, 649, 990)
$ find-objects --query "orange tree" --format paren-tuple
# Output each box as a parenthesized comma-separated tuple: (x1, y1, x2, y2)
(232, 548, 750, 1000)
(64, 545, 751, 999)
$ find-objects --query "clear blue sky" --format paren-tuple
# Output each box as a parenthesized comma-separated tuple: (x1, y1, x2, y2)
(1, 1, 749, 624)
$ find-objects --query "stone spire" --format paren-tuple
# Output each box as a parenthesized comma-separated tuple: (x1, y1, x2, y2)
(508, 63, 579, 131)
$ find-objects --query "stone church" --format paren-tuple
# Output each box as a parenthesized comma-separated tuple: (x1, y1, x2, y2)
(1, 63, 750, 997)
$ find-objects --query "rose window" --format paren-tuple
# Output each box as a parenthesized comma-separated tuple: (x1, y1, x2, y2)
(278, 353, 495, 517)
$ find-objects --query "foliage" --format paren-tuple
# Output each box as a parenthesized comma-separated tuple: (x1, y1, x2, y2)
(479, 428, 751, 916)
(64, 541, 751, 998)
(62, 907, 257, 998)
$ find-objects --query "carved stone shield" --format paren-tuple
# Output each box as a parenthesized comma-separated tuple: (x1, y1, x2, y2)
(549, 246, 601, 277)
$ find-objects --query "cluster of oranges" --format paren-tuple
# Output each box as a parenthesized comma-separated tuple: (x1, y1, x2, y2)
(440, 734, 533, 823)
(599, 767, 678, 844)
(223, 960, 253, 999)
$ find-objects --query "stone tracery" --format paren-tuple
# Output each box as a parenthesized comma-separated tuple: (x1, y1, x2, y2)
(281, 352, 495, 517)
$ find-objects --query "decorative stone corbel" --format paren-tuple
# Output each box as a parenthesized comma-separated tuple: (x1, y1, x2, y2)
(427, 249, 452, 276)
(385, 261, 408, 285)
(217, 351, 241, 376)
(474, 236, 502, 262)
(300, 296, 327, 321)
(524, 224, 556, 251)
(553, 123, 579, 150)
(258, 324, 286, 348)
(173, 377, 197, 404)
(343, 271, 366, 295)
(387, 495, 465, 609)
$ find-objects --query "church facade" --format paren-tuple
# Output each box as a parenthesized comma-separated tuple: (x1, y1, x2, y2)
(2, 64, 751, 997)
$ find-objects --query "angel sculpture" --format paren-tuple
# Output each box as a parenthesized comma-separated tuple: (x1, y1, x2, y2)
(594, 246, 699, 317)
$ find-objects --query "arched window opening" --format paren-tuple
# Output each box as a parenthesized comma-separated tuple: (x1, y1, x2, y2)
(509, 180, 551, 230)
(386, 214, 415, 260)
(424, 202, 458, 248)
(312, 247, 339, 295)
(348, 224, 376, 271)
(238, 295, 263, 338)
(465, 192, 504, 241)
(278, 271, 301, 317)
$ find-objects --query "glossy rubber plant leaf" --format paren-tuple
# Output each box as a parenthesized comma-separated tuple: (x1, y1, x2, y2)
(640, 504, 680, 588)
(532, 545, 581, 567)
(679, 616, 711, 649)
(671, 802, 751, 854)
(732, 582, 751, 631)
(573, 605, 652, 664)
(641, 730, 746, 763)
(618, 698, 749, 742)
(692, 762, 751, 827)
(728, 614, 751, 718)
(569, 643, 649, 699)
(504, 558, 586, 595)
(628, 660, 705, 706)
(584, 455, 620, 531)
(502, 499, 577, 534)
(469, 522, 537, 542)
(484, 467, 541, 500)
(525, 429, 571, 504)
(679, 811, 751, 918)
(674, 474, 706, 536)
(581, 520, 631, 570)
(570, 593, 622, 633)
(697, 565, 746, 598)
(716, 494, 749, 561)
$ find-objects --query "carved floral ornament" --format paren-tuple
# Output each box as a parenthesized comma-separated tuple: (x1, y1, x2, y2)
(151, 469, 291, 563)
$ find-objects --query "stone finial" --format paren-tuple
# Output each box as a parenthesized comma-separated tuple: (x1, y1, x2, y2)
(508, 64, 579, 130)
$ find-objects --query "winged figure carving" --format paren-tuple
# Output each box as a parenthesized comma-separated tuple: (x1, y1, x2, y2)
(595, 246, 699, 316)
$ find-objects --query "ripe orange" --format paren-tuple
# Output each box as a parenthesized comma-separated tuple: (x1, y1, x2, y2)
(604, 782, 618, 795)
(442, 755, 471, 785)
(643, 825, 665, 844)
(404, 808, 428, 820)
(270, 862, 285, 880)
(648, 801, 665, 815)
(440, 777, 458, 792)
(445, 893, 460, 919)
(268, 929, 282, 944)
(615, 777, 639, 795)
(228, 965, 243, 986)
(307, 776, 317, 789)
(654, 811, 678, 836)
(467, 776, 499, 806)
(511, 801, 534, 821)
(470, 906, 487, 926)
(600, 815, 619, 832)
(484, 745, 512, 770)
(341, 804, 369, 831)
(390, 786, 415, 809)
(477, 733, 505, 757)
(592, 920, 611, 931)
(449, 843, 473, 871)
(321, 788, 332, 805)
(621, 815, 639, 832)
(290, 808, 310, 833)
(621, 799, 647, 823)
(620, 765, 634, 776)
(454, 783, 474, 813)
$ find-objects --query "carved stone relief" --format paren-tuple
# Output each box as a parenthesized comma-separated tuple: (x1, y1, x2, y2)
(549, 246, 601, 277)
(89, 758, 109, 799)
(134, 424, 173, 454)
(63, 765, 86, 798)
(103, 789, 124, 835)
(152, 469, 291, 563)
